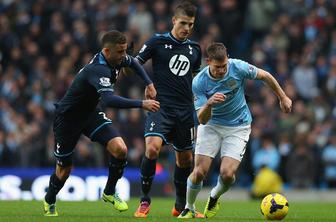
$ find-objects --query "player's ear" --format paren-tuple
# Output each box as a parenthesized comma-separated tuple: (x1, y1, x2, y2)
(102, 47, 109, 54)
(102, 47, 112, 58)
(172, 16, 176, 26)
(206, 58, 211, 65)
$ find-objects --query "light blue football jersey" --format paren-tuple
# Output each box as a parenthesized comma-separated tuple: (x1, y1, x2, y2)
(193, 58, 257, 126)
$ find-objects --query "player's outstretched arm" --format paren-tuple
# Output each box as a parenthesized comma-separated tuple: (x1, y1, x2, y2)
(100, 91, 159, 112)
(128, 56, 157, 99)
(256, 68, 292, 113)
(129, 56, 153, 86)
(197, 93, 226, 124)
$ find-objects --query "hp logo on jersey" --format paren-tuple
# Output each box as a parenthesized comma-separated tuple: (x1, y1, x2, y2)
(169, 54, 190, 76)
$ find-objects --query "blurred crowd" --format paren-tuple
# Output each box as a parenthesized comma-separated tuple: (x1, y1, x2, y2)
(0, 0, 336, 189)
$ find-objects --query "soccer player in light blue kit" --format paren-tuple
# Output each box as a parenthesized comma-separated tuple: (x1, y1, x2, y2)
(178, 43, 292, 219)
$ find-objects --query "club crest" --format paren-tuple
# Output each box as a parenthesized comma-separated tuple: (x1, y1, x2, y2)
(99, 77, 111, 87)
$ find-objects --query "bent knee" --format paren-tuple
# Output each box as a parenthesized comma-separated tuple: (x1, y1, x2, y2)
(107, 139, 127, 159)
(219, 170, 235, 183)
(192, 167, 207, 182)
(145, 143, 161, 159)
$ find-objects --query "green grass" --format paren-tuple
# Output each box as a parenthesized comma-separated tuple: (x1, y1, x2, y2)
(0, 198, 335, 222)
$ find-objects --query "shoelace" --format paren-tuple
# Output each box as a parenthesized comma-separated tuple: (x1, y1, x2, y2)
(139, 202, 149, 213)
(113, 193, 122, 202)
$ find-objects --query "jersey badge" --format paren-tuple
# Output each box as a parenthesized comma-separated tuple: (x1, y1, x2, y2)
(99, 77, 111, 87)
(115, 70, 119, 79)
(227, 79, 237, 89)
(188, 45, 193, 55)
(248, 65, 255, 74)
(56, 143, 61, 154)
(150, 122, 155, 131)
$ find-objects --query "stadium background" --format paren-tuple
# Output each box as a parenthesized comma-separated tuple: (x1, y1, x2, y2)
(0, 0, 336, 201)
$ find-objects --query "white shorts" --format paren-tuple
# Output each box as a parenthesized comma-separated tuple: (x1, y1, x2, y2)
(195, 124, 251, 161)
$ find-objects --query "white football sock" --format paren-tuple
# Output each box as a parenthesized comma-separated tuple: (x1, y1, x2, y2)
(210, 175, 235, 199)
(185, 177, 203, 211)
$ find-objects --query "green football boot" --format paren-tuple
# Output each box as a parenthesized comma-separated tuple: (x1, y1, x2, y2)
(204, 196, 220, 218)
(177, 208, 195, 219)
(43, 200, 58, 216)
(102, 192, 128, 212)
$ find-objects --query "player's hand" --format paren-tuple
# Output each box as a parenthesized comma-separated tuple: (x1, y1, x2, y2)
(279, 96, 292, 113)
(142, 99, 160, 112)
(207, 93, 226, 107)
(145, 83, 157, 99)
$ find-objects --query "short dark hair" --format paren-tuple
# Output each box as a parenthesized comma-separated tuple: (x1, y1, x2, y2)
(174, 1, 197, 17)
(100, 30, 127, 48)
(206, 43, 228, 61)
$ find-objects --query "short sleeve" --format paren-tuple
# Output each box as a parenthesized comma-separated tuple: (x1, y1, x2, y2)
(192, 78, 207, 111)
(87, 66, 114, 93)
(236, 59, 258, 79)
(135, 36, 156, 64)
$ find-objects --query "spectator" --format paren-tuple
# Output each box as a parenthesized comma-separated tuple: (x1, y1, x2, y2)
(0, 1, 335, 191)
(322, 134, 336, 188)
(286, 141, 316, 188)
(292, 55, 319, 100)
(252, 134, 280, 173)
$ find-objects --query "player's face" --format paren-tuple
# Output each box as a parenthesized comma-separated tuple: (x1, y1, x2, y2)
(105, 43, 127, 66)
(172, 15, 195, 40)
(208, 57, 228, 79)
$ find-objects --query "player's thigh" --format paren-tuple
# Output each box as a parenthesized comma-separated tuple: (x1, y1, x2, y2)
(145, 136, 163, 154)
(144, 108, 175, 144)
(219, 156, 241, 176)
(194, 124, 222, 158)
(171, 110, 195, 152)
(220, 125, 251, 161)
(53, 114, 82, 166)
(83, 110, 120, 147)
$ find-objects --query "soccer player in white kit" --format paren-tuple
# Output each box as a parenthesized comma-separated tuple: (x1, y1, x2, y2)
(178, 43, 292, 219)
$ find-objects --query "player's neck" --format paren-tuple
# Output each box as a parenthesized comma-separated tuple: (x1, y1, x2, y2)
(101, 51, 113, 67)
(208, 69, 224, 80)
(170, 31, 187, 42)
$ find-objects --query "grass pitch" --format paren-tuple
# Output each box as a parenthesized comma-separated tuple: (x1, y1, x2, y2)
(0, 198, 335, 222)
